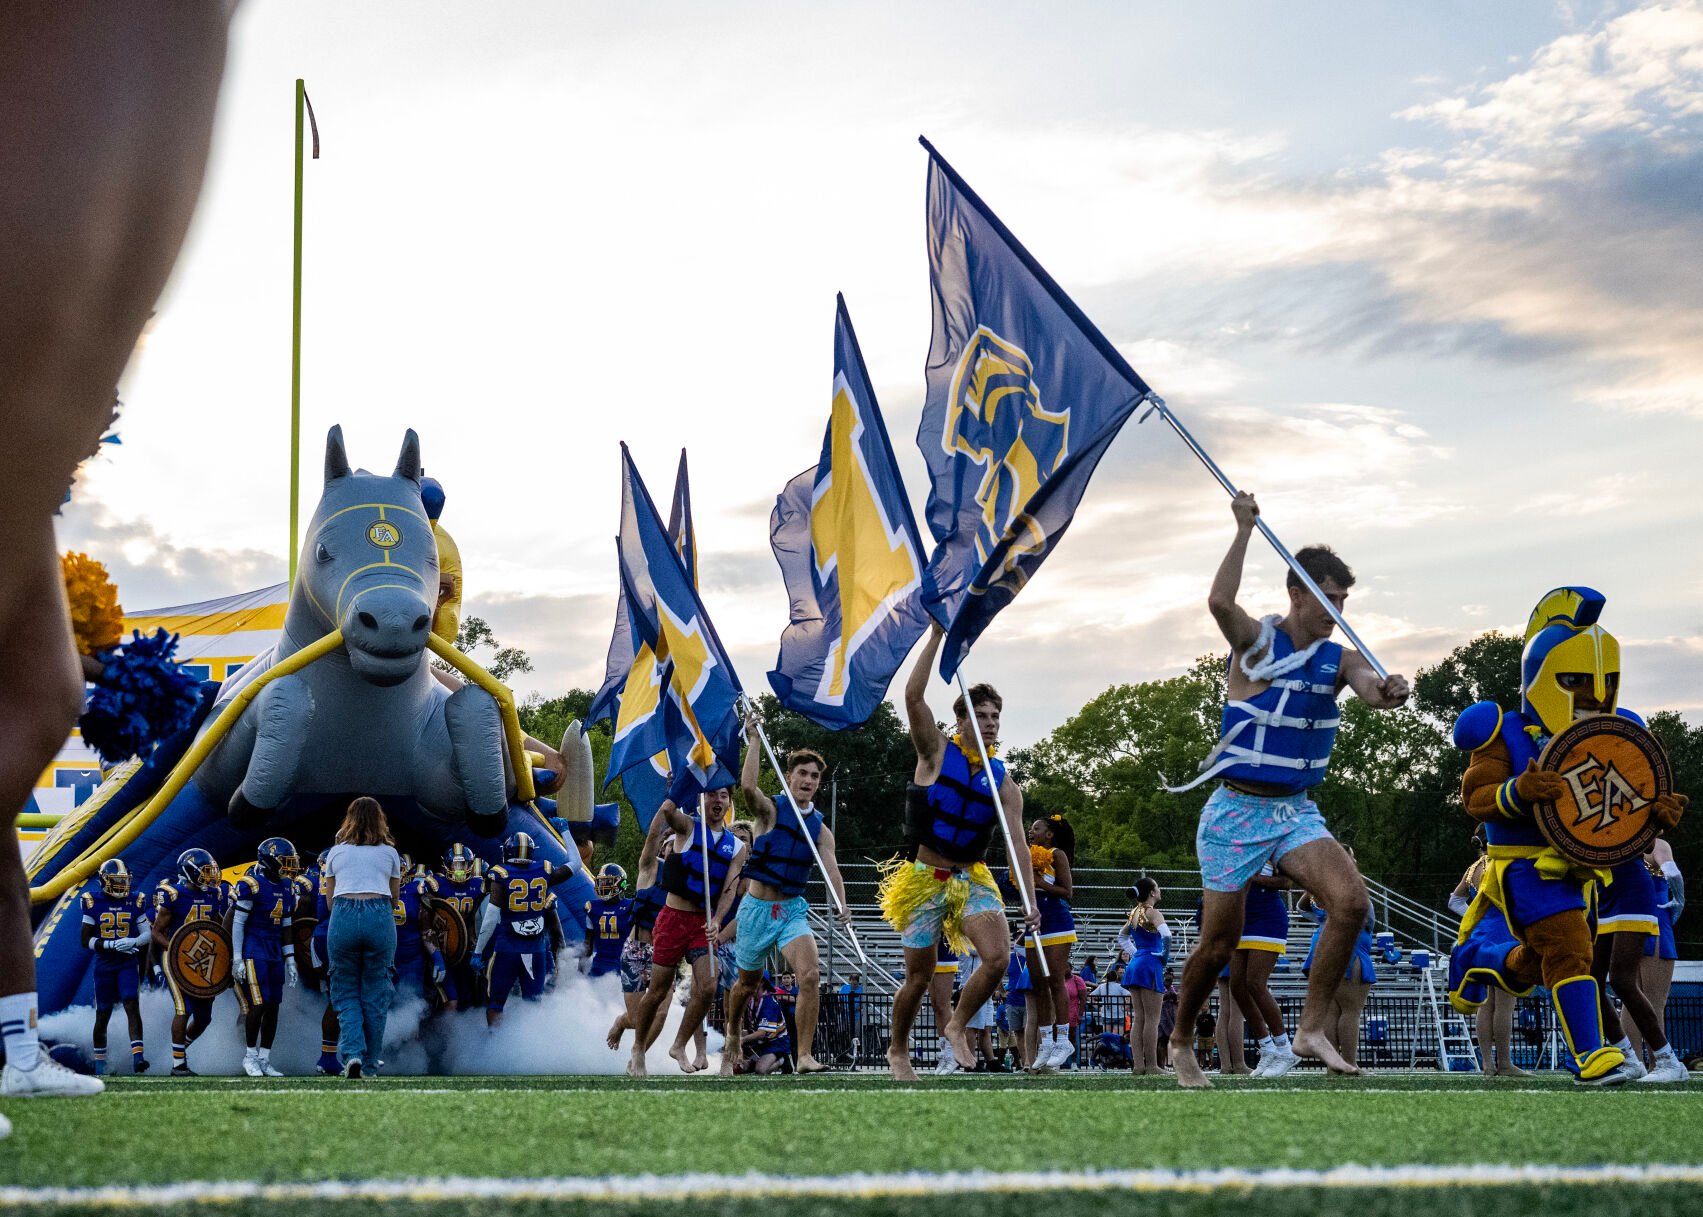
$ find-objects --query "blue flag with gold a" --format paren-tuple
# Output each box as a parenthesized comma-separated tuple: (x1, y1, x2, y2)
(769, 295, 933, 730)
(614, 444, 744, 801)
(917, 137, 1152, 680)
(591, 452, 696, 828)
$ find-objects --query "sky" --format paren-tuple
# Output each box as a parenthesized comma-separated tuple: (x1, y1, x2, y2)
(61, 0, 1703, 749)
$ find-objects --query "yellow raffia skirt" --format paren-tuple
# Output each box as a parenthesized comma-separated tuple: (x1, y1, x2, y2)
(876, 857, 1001, 955)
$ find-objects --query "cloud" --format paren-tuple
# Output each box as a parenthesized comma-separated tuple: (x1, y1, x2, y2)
(57, 499, 281, 610)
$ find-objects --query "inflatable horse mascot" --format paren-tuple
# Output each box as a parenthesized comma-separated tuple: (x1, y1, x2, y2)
(27, 427, 594, 1013)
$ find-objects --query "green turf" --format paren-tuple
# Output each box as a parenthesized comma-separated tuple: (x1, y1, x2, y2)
(3, 1073, 1703, 1196)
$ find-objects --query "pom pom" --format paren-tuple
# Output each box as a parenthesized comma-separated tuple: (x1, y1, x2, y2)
(79, 629, 203, 764)
(60, 552, 124, 656)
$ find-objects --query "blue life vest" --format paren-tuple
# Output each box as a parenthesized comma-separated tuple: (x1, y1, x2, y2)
(662, 821, 741, 908)
(911, 742, 1006, 864)
(744, 798, 823, 897)
(630, 883, 666, 932)
(1175, 626, 1342, 793)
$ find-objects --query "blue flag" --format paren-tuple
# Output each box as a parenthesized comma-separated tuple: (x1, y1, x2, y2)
(916, 137, 1152, 680)
(591, 453, 697, 830)
(768, 295, 933, 730)
(615, 444, 744, 797)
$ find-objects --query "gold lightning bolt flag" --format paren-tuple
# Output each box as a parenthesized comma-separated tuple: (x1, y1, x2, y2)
(768, 295, 934, 729)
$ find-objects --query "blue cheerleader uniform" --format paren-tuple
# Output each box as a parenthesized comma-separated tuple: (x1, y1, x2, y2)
(1301, 905, 1377, 983)
(1119, 917, 1168, 993)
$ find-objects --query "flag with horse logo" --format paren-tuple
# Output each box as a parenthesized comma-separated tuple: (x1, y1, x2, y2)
(613, 444, 743, 802)
(768, 294, 933, 730)
(917, 137, 1152, 680)
(591, 451, 700, 827)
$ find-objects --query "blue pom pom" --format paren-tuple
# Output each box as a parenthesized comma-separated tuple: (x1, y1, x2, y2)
(78, 629, 203, 765)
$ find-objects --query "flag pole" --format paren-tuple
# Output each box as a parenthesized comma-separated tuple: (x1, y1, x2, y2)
(737, 694, 890, 992)
(1138, 394, 1390, 679)
(288, 79, 319, 587)
(952, 670, 1049, 979)
(698, 792, 714, 940)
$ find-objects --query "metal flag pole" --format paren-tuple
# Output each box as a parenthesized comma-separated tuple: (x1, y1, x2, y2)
(288, 78, 320, 587)
(736, 694, 891, 993)
(698, 792, 714, 941)
(1138, 394, 1390, 679)
(952, 671, 1049, 979)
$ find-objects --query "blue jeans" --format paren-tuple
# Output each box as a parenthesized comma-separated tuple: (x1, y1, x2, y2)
(329, 896, 396, 1067)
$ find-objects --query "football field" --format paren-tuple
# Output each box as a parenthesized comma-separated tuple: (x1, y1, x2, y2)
(2, 1073, 1702, 1215)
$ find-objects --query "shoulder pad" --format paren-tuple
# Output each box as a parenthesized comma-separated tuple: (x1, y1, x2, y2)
(584, 901, 593, 915)
(488, 865, 507, 881)
(542, 860, 554, 876)
(80, 892, 94, 909)
(1616, 707, 1647, 728)
(1452, 701, 1504, 752)
(237, 874, 258, 894)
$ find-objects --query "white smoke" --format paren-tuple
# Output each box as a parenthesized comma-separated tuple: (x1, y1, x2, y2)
(38, 970, 722, 1077)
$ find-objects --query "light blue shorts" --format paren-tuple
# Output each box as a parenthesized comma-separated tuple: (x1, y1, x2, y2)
(735, 895, 814, 972)
(1196, 784, 1334, 893)
(900, 878, 1004, 950)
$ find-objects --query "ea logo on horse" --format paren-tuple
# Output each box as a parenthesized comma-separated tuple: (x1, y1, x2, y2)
(942, 326, 1070, 573)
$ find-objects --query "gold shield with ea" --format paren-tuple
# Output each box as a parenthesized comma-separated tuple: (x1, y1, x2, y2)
(166, 919, 233, 1000)
(1535, 715, 1672, 867)
(425, 897, 468, 966)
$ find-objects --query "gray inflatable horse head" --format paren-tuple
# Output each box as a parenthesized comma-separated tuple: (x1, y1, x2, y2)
(300, 425, 438, 687)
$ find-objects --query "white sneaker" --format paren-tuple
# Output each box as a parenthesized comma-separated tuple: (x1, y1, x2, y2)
(260, 1060, 284, 1078)
(1260, 1049, 1301, 1079)
(1248, 1053, 1273, 1079)
(2, 1055, 105, 1097)
(1046, 1036, 1077, 1069)
(1637, 1055, 1689, 1085)
(241, 1053, 264, 1078)
(1618, 1053, 1648, 1082)
(934, 1051, 961, 1075)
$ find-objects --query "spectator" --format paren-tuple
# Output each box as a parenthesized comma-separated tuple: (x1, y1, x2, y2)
(1003, 933, 1032, 1069)
(1157, 969, 1178, 1069)
(1194, 1011, 1217, 1070)
(1064, 969, 1088, 1070)
(324, 797, 402, 1080)
(739, 980, 793, 1075)
(1079, 956, 1099, 987)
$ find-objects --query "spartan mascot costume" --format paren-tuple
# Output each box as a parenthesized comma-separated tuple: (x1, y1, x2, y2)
(1447, 587, 1686, 1083)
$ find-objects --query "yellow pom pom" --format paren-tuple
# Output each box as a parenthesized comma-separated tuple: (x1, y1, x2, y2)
(59, 551, 123, 656)
(1029, 843, 1056, 878)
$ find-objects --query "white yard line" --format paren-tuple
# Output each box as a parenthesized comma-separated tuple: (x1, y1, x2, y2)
(4, 1163, 1703, 1208)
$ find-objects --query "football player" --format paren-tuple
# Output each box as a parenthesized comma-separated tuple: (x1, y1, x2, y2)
(582, 864, 632, 981)
(231, 837, 301, 1077)
(149, 848, 226, 1076)
(434, 843, 484, 1011)
(470, 833, 562, 1027)
(300, 849, 341, 1076)
(80, 860, 150, 1075)
(392, 861, 440, 1003)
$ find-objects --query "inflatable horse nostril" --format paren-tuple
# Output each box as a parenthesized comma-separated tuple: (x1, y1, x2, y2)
(411, 614, 429, 633)
(358, 611, 379, 631)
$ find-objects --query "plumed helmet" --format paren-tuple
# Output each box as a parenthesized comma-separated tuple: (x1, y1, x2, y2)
(256, 837, 300, 881)
(443, 842, 475, 883)
(594, 863, 628, 900)
(1521, 587, 1620, 736)
(503, 832, 535, 865)
(177, 847, 218, 890)
(97, 858, 130, 898)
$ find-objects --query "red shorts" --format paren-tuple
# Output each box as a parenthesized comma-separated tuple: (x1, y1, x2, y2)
(651, 904, 710, 970)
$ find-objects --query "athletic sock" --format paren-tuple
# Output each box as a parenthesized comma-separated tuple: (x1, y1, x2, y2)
(1273, 1032, 1292, 1052)
(172, 1042, 187, 1066)
(1654, 1043, 1677, 1062)
(0, 992, 40, 1071)
(1257, 1035, 1275, 1051)
(131, 1039, 145, 1065)
(321, 1038, 337, 1058)
(1614, 1037, 1633, 1053)
(93, 1046, 107, 1076)
(257, 1047, 270, 1065)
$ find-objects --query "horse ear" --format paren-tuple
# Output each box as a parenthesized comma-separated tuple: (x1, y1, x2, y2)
(325, 425, 351, 482)
(394, 429, 422, 482)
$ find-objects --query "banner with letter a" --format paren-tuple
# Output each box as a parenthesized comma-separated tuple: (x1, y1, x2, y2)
(917, 137, 1152, 680)
(591, 453, 697, 828)
(768, 295, 934, 730)
(614, 444, 744, 802)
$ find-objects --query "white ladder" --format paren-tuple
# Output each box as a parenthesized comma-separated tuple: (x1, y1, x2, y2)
(1422, 967, 1479, 1072)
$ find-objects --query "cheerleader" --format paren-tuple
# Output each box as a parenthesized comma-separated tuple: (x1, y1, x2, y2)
(1300, 875, 1375, 1070)
(1234, 862, 1297, 1077)
(1024, 815, 1079, 1070)
(1118, 878, 1170, 1076)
